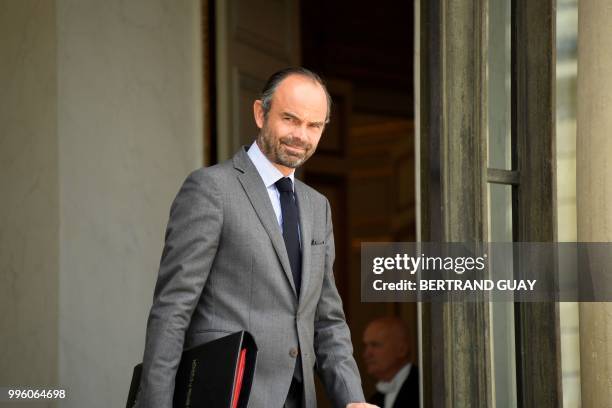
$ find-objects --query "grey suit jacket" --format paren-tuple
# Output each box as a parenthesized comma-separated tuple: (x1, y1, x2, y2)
(135, 147, 365, 408)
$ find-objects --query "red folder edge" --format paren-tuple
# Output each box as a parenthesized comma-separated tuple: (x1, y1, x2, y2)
(231, 348, 247, 408)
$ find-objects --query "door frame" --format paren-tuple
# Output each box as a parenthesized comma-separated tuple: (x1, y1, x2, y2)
(415, 0, 560, 406)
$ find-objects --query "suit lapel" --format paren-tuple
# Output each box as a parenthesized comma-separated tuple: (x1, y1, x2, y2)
(234, 148, 297, 297)
(294, 180, 312, 308)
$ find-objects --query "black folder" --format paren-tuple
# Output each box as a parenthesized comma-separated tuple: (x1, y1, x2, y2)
(127, 331, 258, 408)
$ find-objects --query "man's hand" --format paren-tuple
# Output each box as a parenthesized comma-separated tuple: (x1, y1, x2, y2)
(346, 404, 379, 408)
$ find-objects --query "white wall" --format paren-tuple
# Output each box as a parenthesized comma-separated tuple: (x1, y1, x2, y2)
(56, 1, 203, 406)
(0, 0, 59, 400)
(0, 1, 202, 406)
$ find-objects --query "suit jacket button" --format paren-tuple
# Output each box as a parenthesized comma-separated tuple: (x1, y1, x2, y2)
(289, 347, 298, 358)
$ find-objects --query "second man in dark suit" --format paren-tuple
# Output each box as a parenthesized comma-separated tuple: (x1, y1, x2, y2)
(363, 317, 419, 408)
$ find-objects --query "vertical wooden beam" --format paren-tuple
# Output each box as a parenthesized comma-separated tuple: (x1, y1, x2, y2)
(418, 0, 492, 406)
(415, 0, 434, 404)
(512, 0, 561, 406)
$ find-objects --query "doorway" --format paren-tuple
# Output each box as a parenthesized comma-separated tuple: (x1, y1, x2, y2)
(205, 1, 417, 406)
(300, 1, 416, 405)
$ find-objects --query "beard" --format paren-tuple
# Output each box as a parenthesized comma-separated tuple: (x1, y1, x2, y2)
(257, 124, 316, 169)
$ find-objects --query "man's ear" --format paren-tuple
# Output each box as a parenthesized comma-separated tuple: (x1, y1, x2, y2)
(398, 342, 410, 360)
(253, 100, 265, 129)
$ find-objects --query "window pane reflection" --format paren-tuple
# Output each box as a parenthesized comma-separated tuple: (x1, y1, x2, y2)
(488, 0, 512, 170)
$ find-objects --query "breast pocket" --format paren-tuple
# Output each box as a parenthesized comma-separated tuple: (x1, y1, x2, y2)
(310, 238, 326, 256)
(308, 241, 326, 282)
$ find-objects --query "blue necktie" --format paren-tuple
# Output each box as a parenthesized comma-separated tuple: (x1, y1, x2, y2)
(275, 177, 302, 295)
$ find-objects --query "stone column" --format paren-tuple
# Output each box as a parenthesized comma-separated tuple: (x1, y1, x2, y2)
(577, 0, 612, 406)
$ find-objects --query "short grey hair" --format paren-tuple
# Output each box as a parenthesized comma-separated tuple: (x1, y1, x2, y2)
(260, 67, 332, 123)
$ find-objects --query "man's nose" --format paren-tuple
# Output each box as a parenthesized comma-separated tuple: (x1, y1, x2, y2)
(293, 124, 308, 141)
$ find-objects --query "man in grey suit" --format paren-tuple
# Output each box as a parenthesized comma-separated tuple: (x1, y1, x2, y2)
(136, 67, 378, 408)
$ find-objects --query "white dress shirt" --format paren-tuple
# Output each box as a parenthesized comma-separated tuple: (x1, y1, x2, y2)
(375, 363, 411, 408)
(247, 141, 296, 232)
